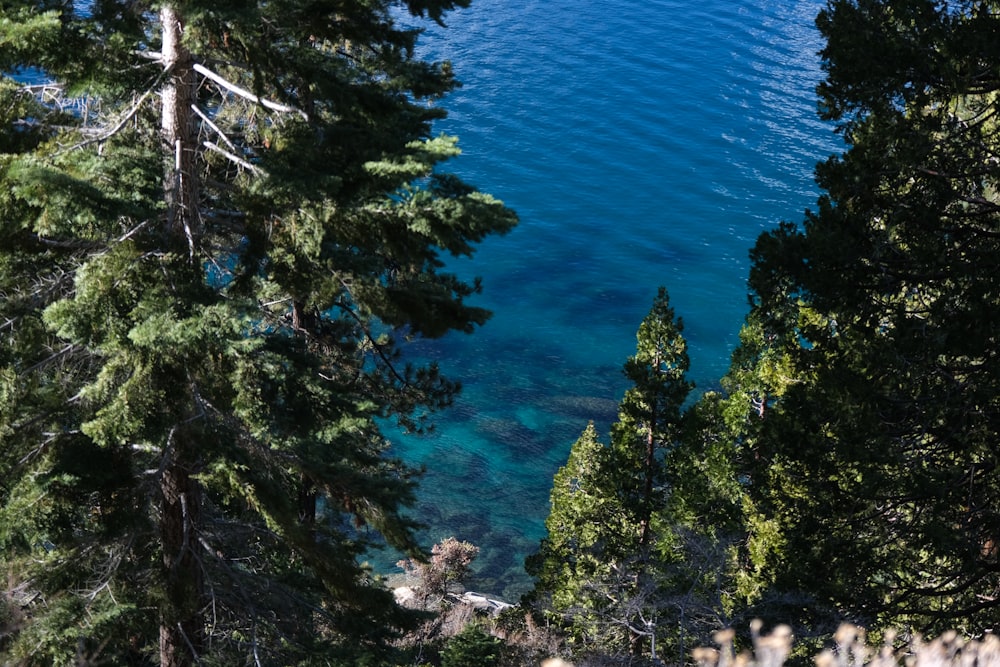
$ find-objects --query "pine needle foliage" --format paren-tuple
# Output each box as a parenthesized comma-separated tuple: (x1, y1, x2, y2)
(738, 0, 1000, 638)
(0, 0, 516, 664)
(527, 288, 698, 661)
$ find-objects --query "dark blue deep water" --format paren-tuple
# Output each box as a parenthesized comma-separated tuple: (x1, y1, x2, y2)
(380, 0, 843, 598)
(12, 0, 836, 599)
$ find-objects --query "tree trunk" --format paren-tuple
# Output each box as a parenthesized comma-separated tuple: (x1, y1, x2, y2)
(299, 473, 317, 539)
(159, 432, 204, 666)
(161, 3, 199, 257)
(639, 401, 657, 550)
(159, 6, 204, 666)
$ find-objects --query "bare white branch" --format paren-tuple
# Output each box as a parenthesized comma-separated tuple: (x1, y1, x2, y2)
(190, 104, 236, 150)
(203, 141, 266, 175)
(192, 63, 307, 120)
(116, 219, 151, 244)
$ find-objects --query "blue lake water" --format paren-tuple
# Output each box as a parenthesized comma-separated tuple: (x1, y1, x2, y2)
(13, 0, 840, 598)
(381, 0, 843, 597)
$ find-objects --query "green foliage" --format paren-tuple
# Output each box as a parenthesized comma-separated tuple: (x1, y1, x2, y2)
(0, 10, 62, 71)
(440, 623, 503, 667)
(735, 0, 1000, 640)
(526, 422, 617, 615)
(0, 0, 515, 664)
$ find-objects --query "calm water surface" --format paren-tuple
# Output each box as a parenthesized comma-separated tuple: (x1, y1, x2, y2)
(8, 0, 837, 599)
(384, 0, 842, 597)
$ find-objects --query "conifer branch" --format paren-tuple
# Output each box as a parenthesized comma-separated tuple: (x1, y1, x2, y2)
(192, 63, 308, 120)
(332, 290, 411, 388)
(29, 234, 103, 250)
(20, 344, 76, 375)
(203, 140, 265, 175)
(64, 85, 160, 152)
(115, 220, 151, 244)
(176, 622, 202, 663)
(17, 432, 59, 467)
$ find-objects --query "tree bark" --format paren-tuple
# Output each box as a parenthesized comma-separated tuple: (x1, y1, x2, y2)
(299, 472, 317, 536)
(160, 432, 204, 667)
(639, 366, 659, 551)
(159, 7, 204, 666)
(161, 3, 199, 257)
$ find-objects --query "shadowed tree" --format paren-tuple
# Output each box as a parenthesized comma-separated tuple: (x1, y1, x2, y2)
(739, 0, 1000, 637)
(0, 0, 516, 664)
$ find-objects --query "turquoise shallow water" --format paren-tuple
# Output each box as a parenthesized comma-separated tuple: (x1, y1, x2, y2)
(11, 0, 836, 600)
(379, 0, 844, 598)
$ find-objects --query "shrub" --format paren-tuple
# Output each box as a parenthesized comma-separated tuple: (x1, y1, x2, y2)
(441, 624, 502, 667)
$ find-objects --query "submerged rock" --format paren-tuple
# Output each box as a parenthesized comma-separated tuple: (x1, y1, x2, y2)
(548, 395, 619, 420)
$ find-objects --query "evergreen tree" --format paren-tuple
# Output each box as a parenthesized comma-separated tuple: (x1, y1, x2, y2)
(526, 422, 618, 638)
(612, 287, 694, 553)
(527, 288, 692, 661)
(440, 624, 503, 667)
(740, 0, 1000, 636)
(0, 1, 516, 664)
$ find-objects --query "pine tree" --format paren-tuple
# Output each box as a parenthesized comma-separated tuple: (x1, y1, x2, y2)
(527, 288, 693, 660)
(612, 287, 693, 554)
(526, 423, 617, 617)
(0, 1, 516, 664)
(740, 0, 1000, 636)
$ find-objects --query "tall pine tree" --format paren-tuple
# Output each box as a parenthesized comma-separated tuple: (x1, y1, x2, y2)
(0, 1, 516, 664)
(527, 288, 692, 660)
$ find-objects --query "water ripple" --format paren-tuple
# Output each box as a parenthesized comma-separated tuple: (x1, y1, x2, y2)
(386, 0, 842, 593)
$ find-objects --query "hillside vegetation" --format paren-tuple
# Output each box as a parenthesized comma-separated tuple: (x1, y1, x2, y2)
(2, 0, 999, 665)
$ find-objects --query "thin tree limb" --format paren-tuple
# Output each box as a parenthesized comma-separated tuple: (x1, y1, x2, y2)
(192, 63, 307, 120)
(191, 103, 236, 150)
(64, 86, 159, 152)
(203, 141, 265, 175)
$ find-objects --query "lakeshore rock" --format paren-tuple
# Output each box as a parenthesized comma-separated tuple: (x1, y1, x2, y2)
(457, 591, 513, 615)
(393, 586, 416, 606)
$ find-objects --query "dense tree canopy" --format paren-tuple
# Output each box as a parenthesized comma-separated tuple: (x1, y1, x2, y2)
(8, 0, 1000, 663)
(0, 0, 515, 664)
(739, 0, 1000, 637)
